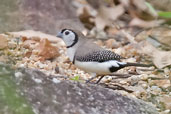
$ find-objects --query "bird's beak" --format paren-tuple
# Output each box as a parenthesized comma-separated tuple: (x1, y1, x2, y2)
(57, 32, 63, 38)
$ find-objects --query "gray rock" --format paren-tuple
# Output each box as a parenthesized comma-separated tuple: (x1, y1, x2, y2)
(15, 68, 158, 114)
(0, 0, 84, 34)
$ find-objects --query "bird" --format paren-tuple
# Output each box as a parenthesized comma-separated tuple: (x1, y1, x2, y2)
(57, 28, 150, 83)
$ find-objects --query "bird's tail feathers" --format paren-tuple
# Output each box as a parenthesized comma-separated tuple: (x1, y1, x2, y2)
(124, 62, 152, 67)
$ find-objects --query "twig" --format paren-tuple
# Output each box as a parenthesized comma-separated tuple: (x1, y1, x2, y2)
(108, 73, 132, 78)
(120, 29, 138, 44)
(86, 75, 98, 83)
(102, 83, 134, 93)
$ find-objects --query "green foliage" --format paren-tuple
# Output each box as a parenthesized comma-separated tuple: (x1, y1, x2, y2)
(70, 75, 83, 82)
(158, 12, 171, 18)
(145, 2, 157, 15)
(145, 2, 171, 19)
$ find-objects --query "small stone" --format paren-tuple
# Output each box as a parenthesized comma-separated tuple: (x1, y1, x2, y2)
(8, 42, 17, 49)
(0, 35, 8, 49)
(19, 64, 26, 67)
(119, 80, 127, 84)
(55, 66, 60, 73)
(52, 78, 61, 84)
(141, 83, 148, 88)
(15, 72, 23, 78)
(151, 86, 161, 93)
(140, 74, 149, 81)
(32, 77, 42, 83)
(24, 51, 32, 58)
(163, 109, 170, 113)
(70, 65, 76, 70)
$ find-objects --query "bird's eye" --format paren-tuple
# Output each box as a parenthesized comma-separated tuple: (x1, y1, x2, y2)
(65, 31, 69, 35)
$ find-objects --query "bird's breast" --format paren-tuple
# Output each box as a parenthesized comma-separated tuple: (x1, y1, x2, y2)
(67, 48, 76, 62)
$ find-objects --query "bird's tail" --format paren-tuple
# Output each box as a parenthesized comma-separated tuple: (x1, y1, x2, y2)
(124, 62, 152, 67)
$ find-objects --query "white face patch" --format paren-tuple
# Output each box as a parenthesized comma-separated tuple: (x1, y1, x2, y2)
(61, 30, 76, 47)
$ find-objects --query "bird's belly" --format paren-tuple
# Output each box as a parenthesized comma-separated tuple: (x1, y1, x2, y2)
(74, 60, 114, 74)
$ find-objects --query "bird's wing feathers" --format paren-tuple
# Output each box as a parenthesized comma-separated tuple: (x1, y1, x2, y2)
(75, 39, 123, 62)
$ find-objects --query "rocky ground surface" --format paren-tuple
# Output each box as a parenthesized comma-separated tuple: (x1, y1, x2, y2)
(0, 64, 158, 114)
(0, 0, 171, 114)
(0, 29, 170, 113)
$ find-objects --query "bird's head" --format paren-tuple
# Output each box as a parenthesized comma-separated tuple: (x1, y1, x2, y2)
(57, 29, 79, 48)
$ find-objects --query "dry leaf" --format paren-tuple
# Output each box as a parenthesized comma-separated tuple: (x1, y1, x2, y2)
(120, 0, 157, 19)
(87, 0, 113, 9)
(36, 39, 60, 61)
(129, 18, 164, 28)
(24, 51, 32, 58)
(95, 5, 125, 30)
(160, 96, 171, 110)
(141, 41, 171, 68)
(0, 35, 8, 49)
(78, 7, 95, 29)
(150, 80, 170, 88)
(22, 40, 38, 49)
(105, 39, 120, 49)
(0, 55, 7, 62)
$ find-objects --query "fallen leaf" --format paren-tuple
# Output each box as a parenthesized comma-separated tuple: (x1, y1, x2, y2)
(141, 41, 171, 68)
(36, 39, 60, 61)
(105, 39, 120, 49)
(148, 27, 171, 46)
(120, 0, 157, 20)
(160, 96, 171, 110)
(22, 40, 38, 49)
(24, 51, 32, 58)
(150, 80, 170, 88)
(21, 36, 28, 42)
(95, 5, 125, 30)
(129, 18, 164, 28)
(0, 35, 8, 49)
(87, 0, 113, 9)
(0, 55, 7, 62)
(79, 7, 95, 29)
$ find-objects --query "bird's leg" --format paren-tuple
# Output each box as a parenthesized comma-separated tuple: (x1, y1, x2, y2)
(86, 73, 133, 84)
(86, 73, 98, 83)
(95, 75, 105, 84)
(95, 73, 131, 84)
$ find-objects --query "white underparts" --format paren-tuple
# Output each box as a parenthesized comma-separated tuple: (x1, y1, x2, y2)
(67, 48, 75, 62)
(74, 60, 126, 74)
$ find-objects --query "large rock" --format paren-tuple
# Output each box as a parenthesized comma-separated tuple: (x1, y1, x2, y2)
(0, 0, 84, 34)
(13, 68, 158, 114)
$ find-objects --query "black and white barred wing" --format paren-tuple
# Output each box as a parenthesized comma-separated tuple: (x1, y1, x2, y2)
(75, 50, 124, 62)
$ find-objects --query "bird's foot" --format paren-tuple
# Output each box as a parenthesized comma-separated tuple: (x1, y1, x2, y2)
(86, 75, 105, 84)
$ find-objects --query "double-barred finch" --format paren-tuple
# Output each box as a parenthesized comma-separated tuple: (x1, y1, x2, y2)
(57, 29, 149, 83)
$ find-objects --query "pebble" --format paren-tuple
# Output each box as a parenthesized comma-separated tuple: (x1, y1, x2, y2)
(15, 72, 23, 78)
(151, 86, 161, 93)
(52, 78, 61, 84)
(32, 77, 42, 83)
(55, 66, 60, 73)
(140, 74, 149, 81)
